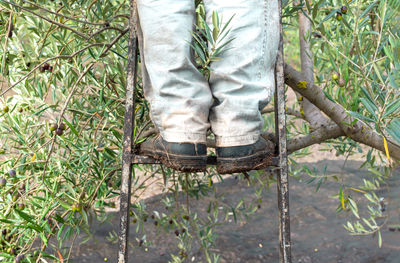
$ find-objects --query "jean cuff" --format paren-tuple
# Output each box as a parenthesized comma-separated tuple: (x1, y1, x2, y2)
(161, 130, 207, 144)
(215, 133, 260, 147)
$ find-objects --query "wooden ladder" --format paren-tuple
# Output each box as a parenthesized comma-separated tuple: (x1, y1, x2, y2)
(118, 1, 291, 262)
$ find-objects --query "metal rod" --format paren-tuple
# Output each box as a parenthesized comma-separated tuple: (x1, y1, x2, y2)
(118, 0, 138, 262)
(274, 0, 292, 262)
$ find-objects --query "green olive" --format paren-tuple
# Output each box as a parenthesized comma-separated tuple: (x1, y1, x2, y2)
(332, 73, 340, 81)
(50, 123, 58, 132)
(2, 105, 9, 113)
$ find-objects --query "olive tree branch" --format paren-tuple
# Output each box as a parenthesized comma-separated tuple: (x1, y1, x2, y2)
(20, 0, 125, 26)
(0, 43, 104, 96)
(297, 3, 333, 129)
(88, 26, 127, 40)
(1, 0, 90, 39)
(38, 4, 65, 56)
(1, 11, 12, 73)
(286, 124, 344, 153)
(284, 63, 400, 160)
(40, 26, 127, 189)
(1, 25, 128, 97)
(99, 28, 129, 57)
(41, 64, 94, 185)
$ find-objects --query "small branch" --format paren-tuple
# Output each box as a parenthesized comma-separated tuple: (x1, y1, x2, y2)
(262, 106, 304, 119)
(58, 65, 94, 124)
(21, 0, 114, 26)
(287, 124, 344, 153)
(2, 0, 90, 40)
(38, 6, 62, 56)
(88, 26, 126, 40)
(1, 27, 128, 96)
(139, 127, 157, 139)
(0, 43, 104, 96)
(99, 28, 129, 57)
(41, 65, 94, 185)
(1, 11, 12, 73)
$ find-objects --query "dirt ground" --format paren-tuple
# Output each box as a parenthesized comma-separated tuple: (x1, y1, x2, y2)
(59, 159, 400, 263)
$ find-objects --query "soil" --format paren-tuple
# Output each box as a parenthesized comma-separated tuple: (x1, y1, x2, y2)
(60, 160, 400, 263)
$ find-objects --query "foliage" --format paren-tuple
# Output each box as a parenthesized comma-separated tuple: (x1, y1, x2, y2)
(0, 0, 398, 262)
(0, 0, 132, 261)
(291, 0, 399, 247)
(190, 7, 235, 80)
(309, 0, 400, 145)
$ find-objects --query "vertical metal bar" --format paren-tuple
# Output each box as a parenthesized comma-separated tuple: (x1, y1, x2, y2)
(118, 1, 138, 262)
(274, 0, 292, 262)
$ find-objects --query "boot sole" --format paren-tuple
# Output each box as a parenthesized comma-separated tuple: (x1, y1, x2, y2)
(217, 151, 273, 174)
(140, 149, 207, 173)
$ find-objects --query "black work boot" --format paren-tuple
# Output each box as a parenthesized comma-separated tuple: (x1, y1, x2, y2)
(216, 137, 274, 174)
(138, 134, 207, 172)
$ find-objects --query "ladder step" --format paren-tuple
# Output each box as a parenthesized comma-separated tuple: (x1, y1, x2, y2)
(131, 155, 280, 167)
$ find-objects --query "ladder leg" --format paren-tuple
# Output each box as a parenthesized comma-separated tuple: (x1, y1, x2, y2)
(274, 0, 292, 262)
(118, 1, 139, 262)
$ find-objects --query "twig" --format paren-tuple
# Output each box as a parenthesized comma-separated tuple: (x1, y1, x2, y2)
(34, 209, 70, 263)
(139, 128, 157, 139)
(21, 0, 117, 26)
(87, 168, 119, 205)
(41, 65, 94, 186)
(1, 26, 128, 96)
(0, 43, 104, 96)
(261, 106, 305, 119)
(88, 26, 126, 40)
(99, 28, 129, 57)
(1, 11, 12, 74)
(134, 120, 152, 143)
(1, 0, 90, 40)
(58, 65, 94, 127)
(287, 124, 344, 153)
(38, 5, 65, 56)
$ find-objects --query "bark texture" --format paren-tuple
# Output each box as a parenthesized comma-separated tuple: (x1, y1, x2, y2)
(297, 2, 332, 129)
(284, 63, 400, 161)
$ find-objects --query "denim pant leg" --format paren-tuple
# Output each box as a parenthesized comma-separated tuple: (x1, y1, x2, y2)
(204, 0, 280, 147)
(137, 0, 212, 144)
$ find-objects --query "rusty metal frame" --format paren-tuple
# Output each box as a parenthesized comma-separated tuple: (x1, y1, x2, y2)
(118, 1, 138, 262)
(118, 0, 291, 262)
(274, 0, 292, 262)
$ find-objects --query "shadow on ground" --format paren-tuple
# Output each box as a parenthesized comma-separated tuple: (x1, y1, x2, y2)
(67, 160, 400, 263)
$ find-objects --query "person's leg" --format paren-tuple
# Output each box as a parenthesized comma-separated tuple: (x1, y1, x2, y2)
(204, 0, 279, 146)
(137, 0, 212, 172)
(203, 0, 280, 173)
(137, 0, 212, 144)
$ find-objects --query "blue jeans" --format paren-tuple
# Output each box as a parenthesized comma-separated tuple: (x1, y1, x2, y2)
(137, 0, 279, 147)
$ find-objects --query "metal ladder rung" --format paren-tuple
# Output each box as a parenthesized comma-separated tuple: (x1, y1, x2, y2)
(131, 154, 280, 167)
